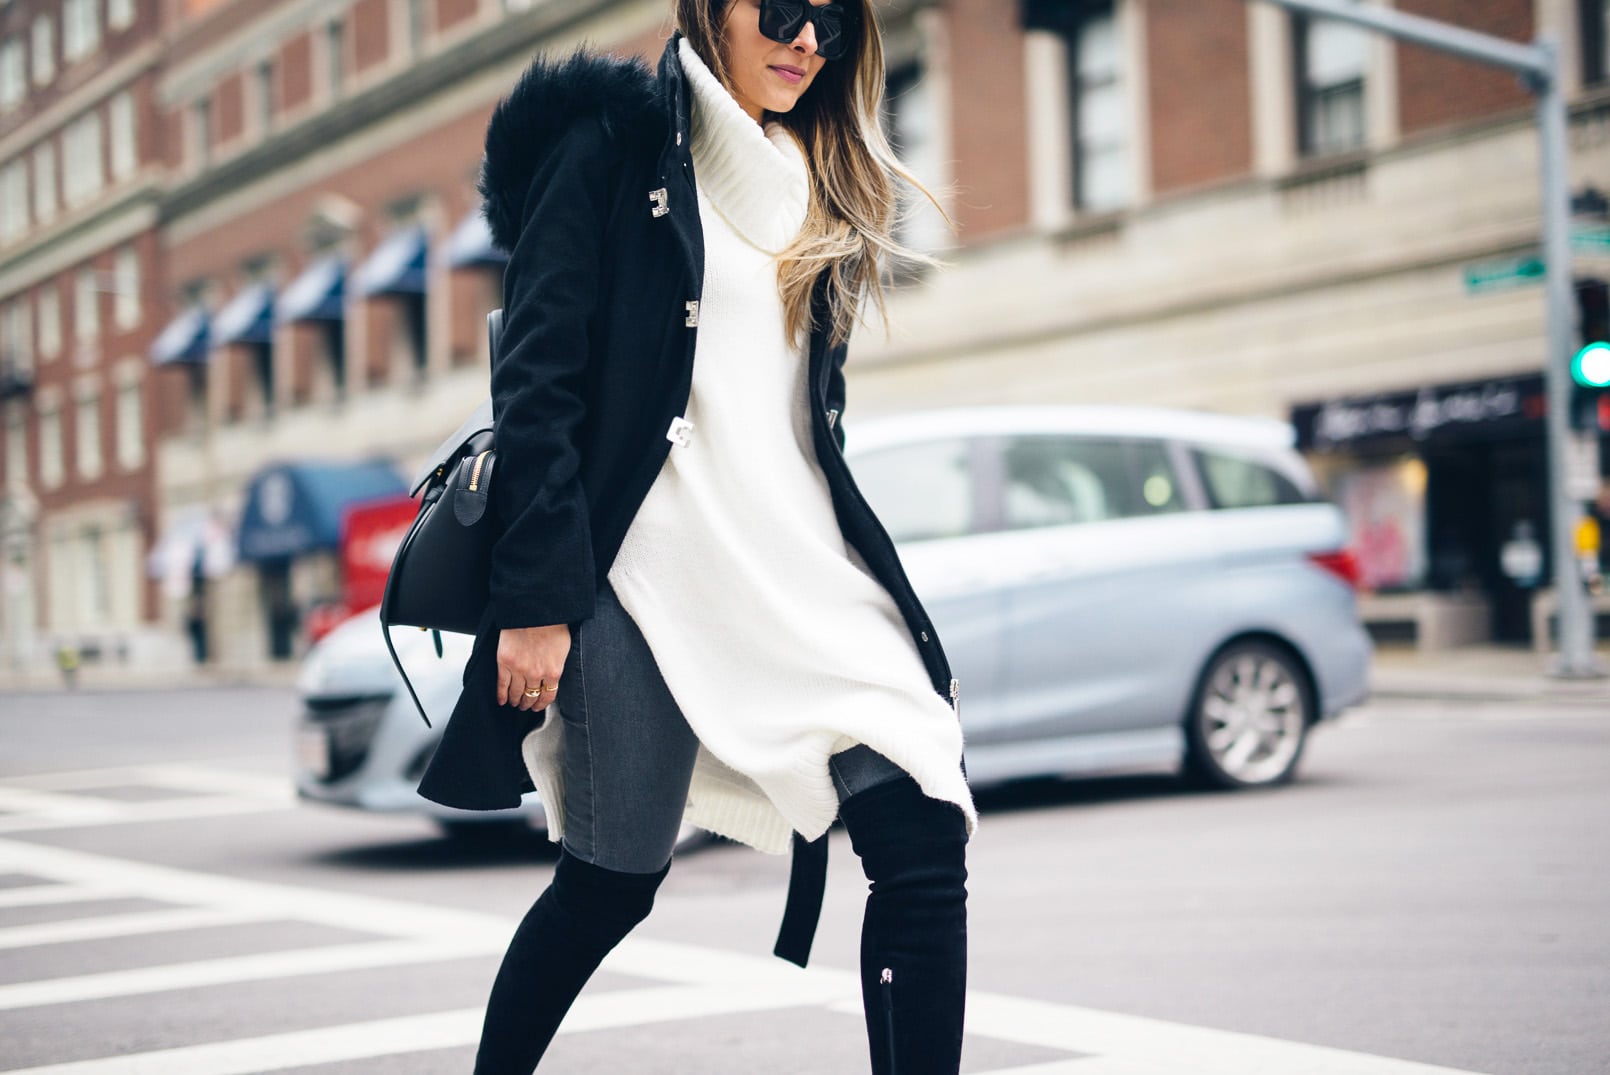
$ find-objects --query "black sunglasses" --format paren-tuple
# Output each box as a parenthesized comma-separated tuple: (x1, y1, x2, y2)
(758, 0, 858, 62)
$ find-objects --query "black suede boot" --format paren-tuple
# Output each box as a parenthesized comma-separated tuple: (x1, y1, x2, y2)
(472, 848, 669, 1074)
(838, 775, 970, 1075)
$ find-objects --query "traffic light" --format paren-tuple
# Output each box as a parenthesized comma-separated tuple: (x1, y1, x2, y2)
(1572, 278, 1610, 432)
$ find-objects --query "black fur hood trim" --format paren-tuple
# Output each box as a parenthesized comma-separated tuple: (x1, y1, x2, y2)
(478, 47, 664, 254)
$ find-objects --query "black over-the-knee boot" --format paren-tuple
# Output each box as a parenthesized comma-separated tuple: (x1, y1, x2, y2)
(473, 848, 669, 1074)
(838, 775, 970, 1075)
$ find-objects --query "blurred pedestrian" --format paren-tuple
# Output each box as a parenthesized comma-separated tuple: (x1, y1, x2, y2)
(416, 1, 977, 1071)
(54, 644, 79, 690)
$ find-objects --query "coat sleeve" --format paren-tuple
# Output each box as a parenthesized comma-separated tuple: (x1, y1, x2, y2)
(488, 121, 615, 629)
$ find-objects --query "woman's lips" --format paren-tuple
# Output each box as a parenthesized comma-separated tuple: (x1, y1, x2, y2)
(770, 65, 805, 84)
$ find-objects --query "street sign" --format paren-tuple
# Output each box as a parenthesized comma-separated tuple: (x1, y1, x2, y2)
(1463, 255, 1544, 293)
(1572, 226, 1610, 254)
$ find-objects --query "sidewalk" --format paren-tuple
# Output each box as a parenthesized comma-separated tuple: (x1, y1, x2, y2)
(4, 642, 1609, 704)
(1369, 642, 1610, 704)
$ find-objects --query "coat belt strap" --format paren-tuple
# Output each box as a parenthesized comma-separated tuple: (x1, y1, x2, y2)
(773, 830, 829, 967)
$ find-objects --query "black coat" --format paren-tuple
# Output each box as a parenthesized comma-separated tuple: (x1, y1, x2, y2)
(416, 35, 958, 818)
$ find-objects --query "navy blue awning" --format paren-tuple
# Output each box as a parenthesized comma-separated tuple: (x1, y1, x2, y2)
(149, 307, 210, 366)
(213, 283, 275, 346)
(355, 226, 428, 296)
(275, 256, 346, 324)
(446, 211, 506, 268)
(236, 459, 406, 562)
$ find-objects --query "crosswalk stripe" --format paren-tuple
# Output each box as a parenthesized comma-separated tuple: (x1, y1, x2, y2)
(0, 796, 295, 835)
(0, 838, 511, 944)
(0, 906, 273, 950)
(0, 829, 1495, 1075)
(0, 884, 122, 910)
(0, 938, 500, 1011)
(0, 981, 853, 1075)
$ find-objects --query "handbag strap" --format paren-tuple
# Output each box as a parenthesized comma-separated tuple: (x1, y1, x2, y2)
(379, 501, 436, 729)
(381, 620, 434, 729)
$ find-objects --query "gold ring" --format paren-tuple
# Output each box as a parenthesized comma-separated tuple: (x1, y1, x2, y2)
(523, 687, 543, 698)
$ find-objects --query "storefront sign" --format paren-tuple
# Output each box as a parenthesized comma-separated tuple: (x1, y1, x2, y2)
(341, 495, 418, 613)
(1292, 374, 1545, 451)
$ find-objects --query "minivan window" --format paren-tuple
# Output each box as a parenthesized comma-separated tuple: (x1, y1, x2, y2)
(1129, 439, 1187, 515)
(1195, 448, 1309, 509)
(999, 436, 1187, 528)
(852, 438, 974, 542)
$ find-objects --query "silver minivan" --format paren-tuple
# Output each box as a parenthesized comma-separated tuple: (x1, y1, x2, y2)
(293, 405, 1371, 835)
(845, 405, 1370, 791)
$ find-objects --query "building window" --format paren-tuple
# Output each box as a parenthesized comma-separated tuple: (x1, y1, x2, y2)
(38, 286, 62, 359)
(885, 62, 948, 256)
(1295, 11, 1368, 157)
(0, 40, 23, 114)
(75, 269, 101, 344)
(39, 401, 63, 489)
(109, 92, 136, 180)
(326, 20, 345, 100)
(31, 16, 55, 86)
(1583, 0, 1610, 86)
(1069, 4, 1127, 211)
(108, 0, 135, 32)
(192, 97, 212, 169)
(62, 0, 102, 63)
(2, 300, 32, 375)
(0, 161, 27, 243)
(79, 525, 110, 621)
(114, 247, 140, 329)
(4, 406, 27, 489)
(115, 377, 143, 469)
(32, 143, 57, 224)
(63, 111, 105, 206)
(75, 384, 103, 480)
(256, 59, 275, 134)
(408, 0, 427, 55)
(1027, 0, 1130, 213)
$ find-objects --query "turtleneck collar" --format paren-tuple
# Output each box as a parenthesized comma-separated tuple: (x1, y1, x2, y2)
(678, 37, 810, 256)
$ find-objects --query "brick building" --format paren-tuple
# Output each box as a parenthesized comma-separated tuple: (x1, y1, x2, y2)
(0, 0, 1606, 679)
(0, 0, 163, 675)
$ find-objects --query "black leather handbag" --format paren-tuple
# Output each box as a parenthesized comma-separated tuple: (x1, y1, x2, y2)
(380, 310, 502, 726)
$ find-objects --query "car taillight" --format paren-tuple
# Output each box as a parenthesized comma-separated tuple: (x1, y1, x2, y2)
(1307, 549, 1362, 590)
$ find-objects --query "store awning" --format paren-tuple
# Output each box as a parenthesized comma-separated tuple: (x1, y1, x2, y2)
(446, 211, 506, 268)
(275, 256, 346, 324)
(212, 283, 276, 346)
(354, 226, 428, 296)
(237, 460, 407, 562)
(149, 307, 210, 366)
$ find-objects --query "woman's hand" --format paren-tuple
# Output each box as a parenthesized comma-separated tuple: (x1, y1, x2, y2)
(496, 624, 571, 711)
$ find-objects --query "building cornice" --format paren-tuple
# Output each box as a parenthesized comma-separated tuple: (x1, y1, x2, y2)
(0, 187, 161, 297)
(0, 42, 161, 161)
(160, 0, 659, 239)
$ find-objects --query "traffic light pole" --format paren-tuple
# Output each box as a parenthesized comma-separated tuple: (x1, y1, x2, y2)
(1251, 0, 1604, 677)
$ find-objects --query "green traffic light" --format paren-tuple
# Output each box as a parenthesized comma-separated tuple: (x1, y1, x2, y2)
(1572, 341, 1610, 388)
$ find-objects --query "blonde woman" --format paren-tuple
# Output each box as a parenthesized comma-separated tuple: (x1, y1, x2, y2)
(417, 1, 978, 1070)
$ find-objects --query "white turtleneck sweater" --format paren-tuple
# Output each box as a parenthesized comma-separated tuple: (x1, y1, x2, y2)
(521, 40, 976, 854)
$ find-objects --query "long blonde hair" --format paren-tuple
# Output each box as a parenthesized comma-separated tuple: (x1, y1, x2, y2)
(673, 0, 949, 348)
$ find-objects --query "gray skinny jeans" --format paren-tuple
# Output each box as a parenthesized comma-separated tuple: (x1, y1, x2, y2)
(552, 576, 907, 874)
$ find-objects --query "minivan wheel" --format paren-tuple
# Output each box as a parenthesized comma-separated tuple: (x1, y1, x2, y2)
(1184, 641, 1311, 789)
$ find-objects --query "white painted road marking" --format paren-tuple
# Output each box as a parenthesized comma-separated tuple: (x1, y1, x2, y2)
(0, 905, 271, 950)
(0, 764, 294, 834)
(0, 772, 1497, 1075)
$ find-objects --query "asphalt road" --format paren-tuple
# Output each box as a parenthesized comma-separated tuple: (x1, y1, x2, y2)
(0, 684, 1604, 1074)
